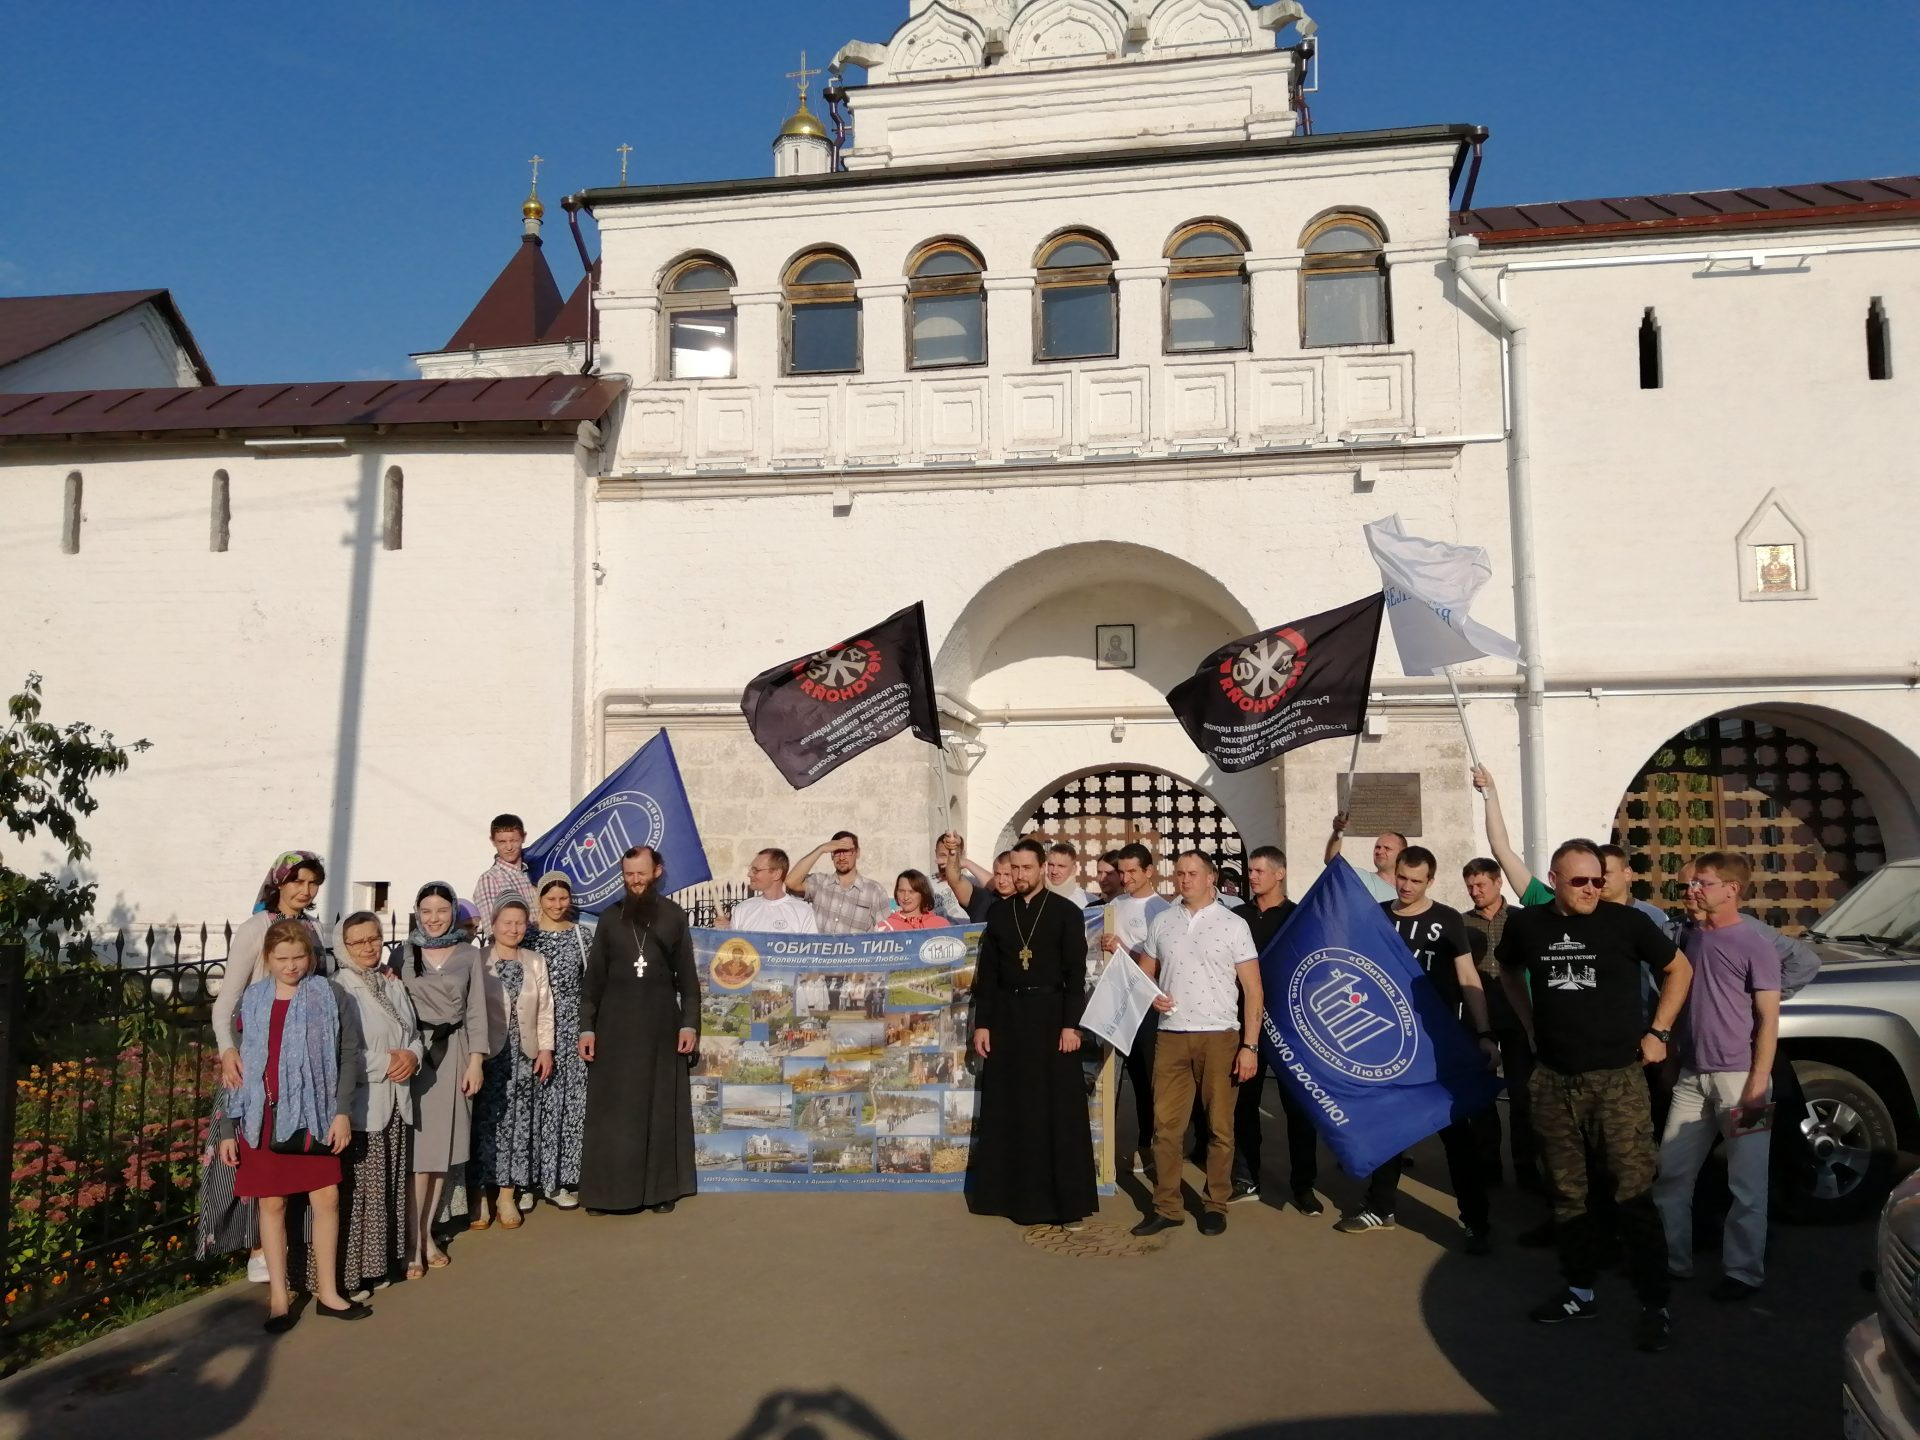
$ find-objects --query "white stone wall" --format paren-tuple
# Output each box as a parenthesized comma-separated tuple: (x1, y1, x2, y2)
(0, 442, 588, 926)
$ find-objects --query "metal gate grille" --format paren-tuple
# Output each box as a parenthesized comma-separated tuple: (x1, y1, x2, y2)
(1611, 716, 1883, 935)
(1023, 769, 1246, 897)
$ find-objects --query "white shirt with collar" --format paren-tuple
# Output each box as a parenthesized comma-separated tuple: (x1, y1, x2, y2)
(1107, 891, 1172, 959)
(730, 894, 819, 933)
(1142, 898, 1258, 1033)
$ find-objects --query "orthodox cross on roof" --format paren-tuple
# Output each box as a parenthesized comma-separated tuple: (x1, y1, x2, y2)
(528, 154, 543, 191)
(786, 50, 822, 108)
(616, 142, 633, 185)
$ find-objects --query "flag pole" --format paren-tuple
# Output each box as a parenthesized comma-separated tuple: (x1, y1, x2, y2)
(1444, 666, 1484, 771)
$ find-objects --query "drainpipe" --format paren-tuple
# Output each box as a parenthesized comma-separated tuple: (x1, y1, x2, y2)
(1447, 232, 1547, 873)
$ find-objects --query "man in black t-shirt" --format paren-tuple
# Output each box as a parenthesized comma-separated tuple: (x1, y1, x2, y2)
(1228, 847, 1324, 1212)
(1496, 838, 1691, 1353)
(1333, 847, 1500, 1250)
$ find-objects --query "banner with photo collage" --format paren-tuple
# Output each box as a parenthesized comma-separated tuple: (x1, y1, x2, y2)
(691, 913, 1115, 1192)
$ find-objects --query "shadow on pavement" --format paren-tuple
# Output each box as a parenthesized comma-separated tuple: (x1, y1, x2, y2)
(0, 1292, 271, 1440)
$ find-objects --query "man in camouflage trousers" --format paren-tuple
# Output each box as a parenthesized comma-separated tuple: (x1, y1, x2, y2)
(1496, 839, 1693, 1353)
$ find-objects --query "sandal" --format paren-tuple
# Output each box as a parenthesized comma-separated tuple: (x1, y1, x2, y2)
(468, 1208, 493, 1231)
(498, 1211, 524, 1230)
(426, 1250, 452, 1269)
(404, 1262, 426, 1281)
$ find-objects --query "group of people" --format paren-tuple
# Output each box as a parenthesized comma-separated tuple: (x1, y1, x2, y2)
(203, 791, 1803, 1356)
(201, 818, 699, 1334)
(955, 775, 1803, 1358)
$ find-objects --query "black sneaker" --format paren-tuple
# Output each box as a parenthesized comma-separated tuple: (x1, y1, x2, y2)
(1529, 1289, 1598, 1325)
(1130, 1214, 1182, 1237)
(1198, 1212, 1227, 1237)
(1635, 1306, 1671, 1352)
(1710, 1277, 1759, 1303)
(1333, 1210, 1395, 1235)
(1291, 1187, 1325, 1216)
(1463, 1226, 1493, 1257)
(1228, 1181, 1260, 1204)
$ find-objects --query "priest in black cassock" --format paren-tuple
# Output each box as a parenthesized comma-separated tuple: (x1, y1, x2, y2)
(965, 838, 1098, 1225)
(577, 846, 699, 1213)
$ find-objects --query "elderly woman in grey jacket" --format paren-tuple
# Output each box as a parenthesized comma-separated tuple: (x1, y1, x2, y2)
(306, 911, 423, 1301)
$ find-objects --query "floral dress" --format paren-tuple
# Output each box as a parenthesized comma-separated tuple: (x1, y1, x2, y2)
(529, 924, 589, 1193)
(475, 958, 536, 1190)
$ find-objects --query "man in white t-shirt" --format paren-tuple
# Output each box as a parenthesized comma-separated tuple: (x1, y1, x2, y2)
(724, 849, 818, 933)
(1100, 843, 1172, 1172)
(1132, 850, 1261, 1238)
(1324, 812, 1404, 902)
(1045, 841, 1091, 908)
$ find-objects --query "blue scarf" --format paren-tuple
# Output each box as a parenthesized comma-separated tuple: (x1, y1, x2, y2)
(230, 973, 340, 1148)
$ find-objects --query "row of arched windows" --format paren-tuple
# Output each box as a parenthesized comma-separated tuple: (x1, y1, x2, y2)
(659, 215, 1393, 380)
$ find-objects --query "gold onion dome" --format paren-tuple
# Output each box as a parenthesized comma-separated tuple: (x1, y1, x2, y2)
(522, 189, 545, 221)
(779, 104, 828, 141)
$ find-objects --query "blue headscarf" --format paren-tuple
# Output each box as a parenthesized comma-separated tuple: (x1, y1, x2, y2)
(228, 971, 340, 1148)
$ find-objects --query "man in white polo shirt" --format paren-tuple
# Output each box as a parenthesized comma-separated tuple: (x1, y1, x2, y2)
(1131, 850, 1262, 1238)
(723, 849, 818, 933)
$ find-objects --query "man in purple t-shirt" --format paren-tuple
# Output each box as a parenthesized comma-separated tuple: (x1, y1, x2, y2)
(1652, 852, 1782, 1301)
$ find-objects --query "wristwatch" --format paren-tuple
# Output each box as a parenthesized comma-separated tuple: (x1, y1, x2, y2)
(1644, 1026, 1672, 1044)
(1238, 1042, 1258, 1053)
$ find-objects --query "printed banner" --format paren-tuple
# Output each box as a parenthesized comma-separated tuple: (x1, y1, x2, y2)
(1364, 514, 1521, 676)
(740, 602, 942, 790)
(523, 731, 712, 910)
(1165, 594, 1384, 773)
(690, 913, 1113, 1192)
(1256, 857, 1502, 1177)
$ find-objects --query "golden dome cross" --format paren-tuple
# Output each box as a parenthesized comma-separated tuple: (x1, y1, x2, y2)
(616, 142, 633, 185)
(786, 51, 822, 108)
(528, 154, 544, 191)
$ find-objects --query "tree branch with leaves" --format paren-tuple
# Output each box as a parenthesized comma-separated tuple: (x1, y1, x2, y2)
(0, 674, 149, 967)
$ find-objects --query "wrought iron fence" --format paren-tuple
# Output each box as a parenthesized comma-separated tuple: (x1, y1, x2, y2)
(0, 883, 755, 1355)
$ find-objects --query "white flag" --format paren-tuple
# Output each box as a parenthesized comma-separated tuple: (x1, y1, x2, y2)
(1078, 949, 1166, 1057)
(1363, 515, 1522, 676)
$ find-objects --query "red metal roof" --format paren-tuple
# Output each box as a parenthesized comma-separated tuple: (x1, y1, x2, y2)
(443, 237, 565, 351)
(1453, 175, 1920, 246)
(0, 374, 624, 443)
(541, 265, 598, 347)
(0, 289, 216, 384)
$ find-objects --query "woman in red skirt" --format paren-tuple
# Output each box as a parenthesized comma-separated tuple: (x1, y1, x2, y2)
(218, 919, 372, 1332)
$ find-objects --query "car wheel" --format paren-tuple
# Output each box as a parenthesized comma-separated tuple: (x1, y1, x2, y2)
(1776, 1061, 1898, 1224)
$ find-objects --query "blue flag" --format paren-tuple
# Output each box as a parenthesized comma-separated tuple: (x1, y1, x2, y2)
(1258, 857, 1501, 1177)
(523, 731, 712, 911)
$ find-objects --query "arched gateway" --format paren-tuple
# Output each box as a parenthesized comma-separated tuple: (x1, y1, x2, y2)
(1018, 766, 1246, 896)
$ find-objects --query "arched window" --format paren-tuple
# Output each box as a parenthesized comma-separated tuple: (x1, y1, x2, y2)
(784, 250, 861, 376)
(662, 256, 737, 379)
(907, 242, 986, 369)
(1164, 222, 1248, 353)
(210, 469, 231, 553)
(1300, 214, 1390, 347)
(382, 466, 404, 552)
(1034, 231, 1117, 361)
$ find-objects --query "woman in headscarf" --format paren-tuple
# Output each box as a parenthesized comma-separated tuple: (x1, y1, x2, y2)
(527, 872, 591, 1208)
(199, 849, 328, 1282)
(398, 881, 488, 1276)
(471, 897, 553, 1229)
(307, 911, 422, 1300)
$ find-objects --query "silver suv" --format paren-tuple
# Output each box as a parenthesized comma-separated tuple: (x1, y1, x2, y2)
(1783, 858, 1920, 1226)
(1846, 1170, 1920, 1437)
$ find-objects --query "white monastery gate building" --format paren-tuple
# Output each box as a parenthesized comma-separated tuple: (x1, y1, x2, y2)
(1, 0, 1916, 937)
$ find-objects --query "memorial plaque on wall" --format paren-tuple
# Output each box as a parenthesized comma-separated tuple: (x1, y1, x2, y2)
(1337, 772, 1424, 838)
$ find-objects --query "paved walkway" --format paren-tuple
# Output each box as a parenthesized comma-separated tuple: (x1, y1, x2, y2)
(0, 1146, 1874, 1440)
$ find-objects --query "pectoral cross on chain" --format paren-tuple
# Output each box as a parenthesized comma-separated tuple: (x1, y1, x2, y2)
(633, 952, 648, 979)
(1018, 947, 1034, 967)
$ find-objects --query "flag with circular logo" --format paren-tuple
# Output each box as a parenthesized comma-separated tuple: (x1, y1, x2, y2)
(1164, 593, 1384, 773)
(741, 602, 943, 790)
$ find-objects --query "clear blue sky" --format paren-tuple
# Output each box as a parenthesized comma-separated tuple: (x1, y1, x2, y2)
(3, 1, 1913, 384)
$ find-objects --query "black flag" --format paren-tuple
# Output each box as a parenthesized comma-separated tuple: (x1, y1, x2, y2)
(1166, 593, 1384, 773)
(741, 602, 943, 790)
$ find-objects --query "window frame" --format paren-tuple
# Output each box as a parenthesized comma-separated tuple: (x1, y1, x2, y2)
(782, 249, 864, 377)
(1163, 221, 1250, 355)
(660, 254, 740, 381)
(1298, 213, 1392, 349)
(906, 240, 988, 371)
(1033, 230, 1119, 363)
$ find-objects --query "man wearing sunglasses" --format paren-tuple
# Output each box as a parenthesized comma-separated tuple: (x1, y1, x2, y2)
(1495, 839, 1692, 1353)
